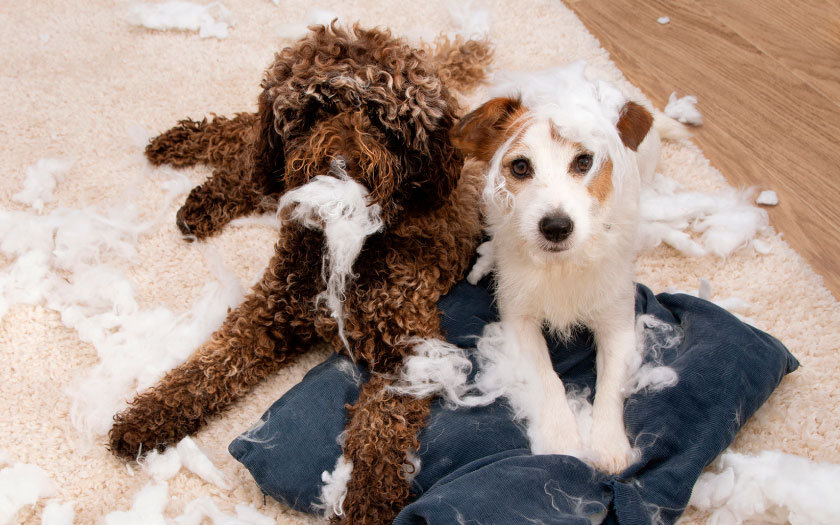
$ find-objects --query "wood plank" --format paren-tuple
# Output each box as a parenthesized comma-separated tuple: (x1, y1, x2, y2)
(565, 0, 840, 298)
(703, 0, 840, 104)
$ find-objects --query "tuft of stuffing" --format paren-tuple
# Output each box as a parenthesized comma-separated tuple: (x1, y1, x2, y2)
(0, 156, 247, 444)
(0, 462, 57, 524)
(103, 482, 168, 525)
(448, 0, 491, 38)
(314, 456, 353, 519)
(67, 245, 243, 440)
(41, 500, 76, 525)
(175, 437, 231, 490)
(451, 322, 587, 456)
(141, 447, 183, 482)
(657, 16, 671, 24)
(689, 450, 840, 524)
(12, 158, 73, 213)
(752, 238, 772, 254)
(637, 173, 769, 258)
(388, 338, 475, 406)
(125, 1, 234, 39)
(664, 93, 702, 126)
(756, 190, 779, 206)
(278, 164, 383, 354)
(624, 314, 680, 396)
(140, 436, 229, 489)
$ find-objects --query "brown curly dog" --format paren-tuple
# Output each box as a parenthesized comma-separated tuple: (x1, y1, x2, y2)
(109, 23, 492, 523)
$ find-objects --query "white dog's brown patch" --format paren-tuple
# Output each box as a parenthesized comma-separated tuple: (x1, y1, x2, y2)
(587, 159, 614, 204)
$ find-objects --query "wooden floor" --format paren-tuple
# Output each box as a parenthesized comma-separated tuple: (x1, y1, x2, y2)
(565, 0, 840, 299)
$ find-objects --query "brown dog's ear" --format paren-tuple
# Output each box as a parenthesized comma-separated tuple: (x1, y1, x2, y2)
(616, 101, 654, 151)
(451, 97, 523, 161)
(398, 107, 464, 213)
(250, 88, 287, 192)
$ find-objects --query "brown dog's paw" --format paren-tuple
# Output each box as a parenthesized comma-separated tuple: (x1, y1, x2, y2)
(109, 409, 168, 460)
(175, 201, 217, 241)
(145, 119, 207, 168)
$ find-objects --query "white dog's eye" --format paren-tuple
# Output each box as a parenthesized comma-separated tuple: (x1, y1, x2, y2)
(510, 158, 532, 179)
(572, 154, 593, 175)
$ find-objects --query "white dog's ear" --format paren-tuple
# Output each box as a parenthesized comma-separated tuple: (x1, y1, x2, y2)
(616, 102, 653, 151)
(452, 97, 523, 161)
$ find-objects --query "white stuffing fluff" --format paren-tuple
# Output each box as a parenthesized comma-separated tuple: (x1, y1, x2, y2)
(140, 436, 230, 488)
(637, 173, 769, 258)
(0, 158, 244, 443)
(174, 497, 275, 525)
(448, 0, 491, 38)
(752, 239, 772, 254)
(657, 16, 670, 25)
(466, 240, 494, 285)
(664, 93, 703, 126)
(41, 500, 75, 525)
(624, 315, 680, 395)
(463, 323, 592, 456)
(12, 158, 73, 213)
(447, 323, 580, 452)
(388, 338, 475, 406)
(689, 450, 840, 525)
(276, 8, 339, 40)
(126, 1, 234, 39)
(314, 455, 353, 519)
(278, 162, 383, 355)
(67, 244, 243, 442)
(103, 482, 168, 525)
(141, 447, 183, 482)
(175, 437, 231, 490)
(625, 364, 679, 395)
(391, 317, 677, 454)
(0, 462, 57, 524)
(756, 190, 779, 206)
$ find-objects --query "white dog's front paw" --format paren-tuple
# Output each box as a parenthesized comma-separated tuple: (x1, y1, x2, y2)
(590, 423, 636, 474)
(528, 414, 583, 456)
(466, 240, 494, 285)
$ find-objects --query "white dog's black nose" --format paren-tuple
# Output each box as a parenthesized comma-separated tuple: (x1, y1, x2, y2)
(539, 213, 574, 243)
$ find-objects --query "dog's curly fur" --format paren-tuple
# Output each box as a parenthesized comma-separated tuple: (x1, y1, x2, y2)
(108, 24, 491, 523)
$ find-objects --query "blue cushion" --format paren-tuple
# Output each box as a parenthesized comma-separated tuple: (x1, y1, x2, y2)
(229, 279, 798, 523)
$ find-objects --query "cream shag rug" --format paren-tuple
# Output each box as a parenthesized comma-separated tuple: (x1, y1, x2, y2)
(1, 0, 838, 523)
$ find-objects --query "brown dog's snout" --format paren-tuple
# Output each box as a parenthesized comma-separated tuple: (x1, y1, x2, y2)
(539, 213, 574, 243)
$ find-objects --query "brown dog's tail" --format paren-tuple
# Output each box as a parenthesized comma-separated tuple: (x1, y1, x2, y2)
(144, 112, 258, 171)
(426, 36, 493, 94)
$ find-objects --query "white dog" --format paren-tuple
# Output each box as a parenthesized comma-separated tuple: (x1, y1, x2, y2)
(453, 62, 672, 474)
